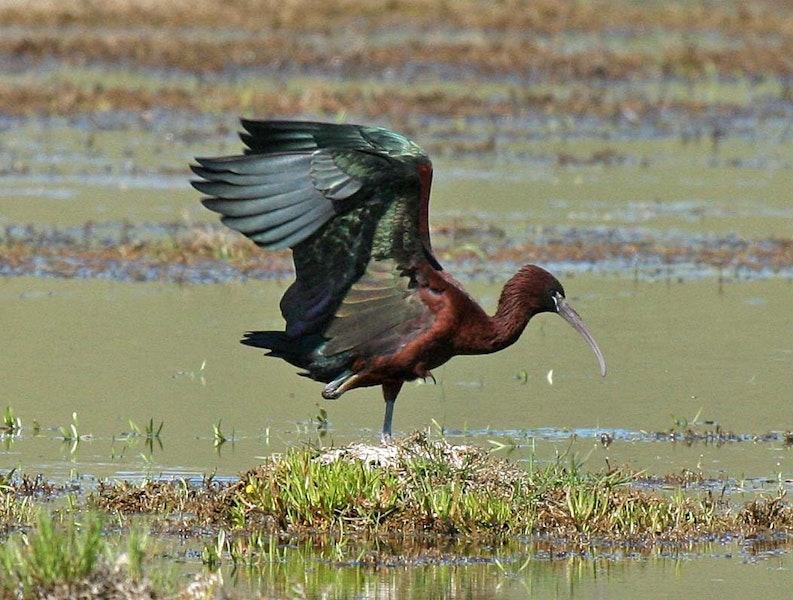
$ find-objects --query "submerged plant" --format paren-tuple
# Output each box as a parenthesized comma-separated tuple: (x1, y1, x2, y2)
(315, 405, 329, 432)
(58, 412, 93, 446)
(128, 418, 165, 454)
(201, 528, 226, 568)
(1, 406, 21, 436)
(213, 419, 234, 450)
(175, 359, 207, 385)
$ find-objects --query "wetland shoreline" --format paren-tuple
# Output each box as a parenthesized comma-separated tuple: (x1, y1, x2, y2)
(2, 0, 792, 597)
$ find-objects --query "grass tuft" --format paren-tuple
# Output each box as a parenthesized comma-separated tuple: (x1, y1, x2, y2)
(87, 433, 793, 548)
(234, 447, 401, 532)
(225, 433, 700, 541)
(0, 511, 159, 598)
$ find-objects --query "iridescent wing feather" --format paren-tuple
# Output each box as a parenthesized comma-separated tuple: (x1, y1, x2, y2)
(192, 120, 439, 361)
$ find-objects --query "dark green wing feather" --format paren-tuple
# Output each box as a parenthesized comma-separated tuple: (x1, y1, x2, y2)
(192, 120, 438, 354)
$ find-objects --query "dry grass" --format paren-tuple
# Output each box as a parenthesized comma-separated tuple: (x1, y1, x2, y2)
(4, 221, 793, 281)
(2, 0, 792, 36)
(1, 0, 792, 119)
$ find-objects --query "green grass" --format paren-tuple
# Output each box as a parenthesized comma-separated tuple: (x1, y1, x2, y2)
(0, 511, 160, 598)
(1, 512, 104, 587)
(226, 433, 779, 543)
(81, 430, 793, 548)
(233, 448, 402, 532)
(1, 432, 792, 597)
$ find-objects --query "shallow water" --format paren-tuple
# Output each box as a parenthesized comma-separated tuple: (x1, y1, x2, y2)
(2, 116, 793, 596)
(2, 268, 791, 486)
(167, 536, 792, 599)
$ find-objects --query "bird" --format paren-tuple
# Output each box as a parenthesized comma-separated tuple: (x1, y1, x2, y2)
(191, 119, 606, 441)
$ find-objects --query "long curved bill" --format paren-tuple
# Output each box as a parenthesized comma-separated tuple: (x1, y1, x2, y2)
(554, 295, 607, 376)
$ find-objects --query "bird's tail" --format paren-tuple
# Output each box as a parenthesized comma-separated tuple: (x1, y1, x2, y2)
(241, 331, 353, 385)
(242, 331, 315, 368)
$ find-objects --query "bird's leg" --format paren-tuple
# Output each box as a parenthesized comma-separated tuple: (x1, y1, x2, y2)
(380, 381, 403, 444)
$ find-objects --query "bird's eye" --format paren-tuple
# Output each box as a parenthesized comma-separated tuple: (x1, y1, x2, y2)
(550, 290, 564, 311)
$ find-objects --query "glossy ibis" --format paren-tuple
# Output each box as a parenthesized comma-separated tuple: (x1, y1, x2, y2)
(192, 120, 606, 440)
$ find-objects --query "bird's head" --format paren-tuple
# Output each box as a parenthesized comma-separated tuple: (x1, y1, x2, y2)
(518, 265, 607, 377)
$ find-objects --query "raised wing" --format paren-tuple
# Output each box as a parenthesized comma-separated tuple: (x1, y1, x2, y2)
(192, 120, 439, 351)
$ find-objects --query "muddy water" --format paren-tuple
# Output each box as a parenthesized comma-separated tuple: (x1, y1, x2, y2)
(2, 136, 793, 596)
(2, 265, 792, 483)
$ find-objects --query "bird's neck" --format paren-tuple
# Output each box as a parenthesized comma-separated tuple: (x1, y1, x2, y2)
(455, 267, 548, 354)
(491, 269, 547, 347)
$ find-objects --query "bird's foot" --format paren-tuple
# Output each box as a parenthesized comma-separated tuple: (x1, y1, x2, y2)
(322, 370, 357, 400)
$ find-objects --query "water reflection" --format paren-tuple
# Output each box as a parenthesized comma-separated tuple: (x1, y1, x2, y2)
(168, 535, 793, 599)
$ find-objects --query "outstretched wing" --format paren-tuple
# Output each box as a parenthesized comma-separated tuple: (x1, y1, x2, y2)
(192, 119, 440, 354)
